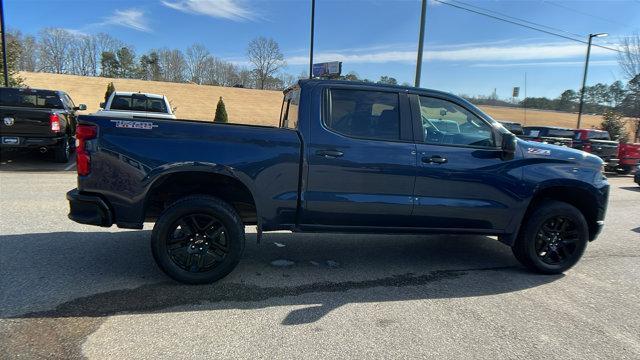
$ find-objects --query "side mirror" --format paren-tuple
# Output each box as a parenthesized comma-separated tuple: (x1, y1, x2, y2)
(501, 132, 517, 160)
(99, 102, 105, 109)
(74, 104, 87, 111)
(439, 109, 447, 117)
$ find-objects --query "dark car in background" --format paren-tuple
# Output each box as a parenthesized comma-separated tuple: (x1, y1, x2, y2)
(522, 126, 574, 147)
(498, 121, 523, 135)
(0, 87, 86, 162)
(572, 129, 620, 172)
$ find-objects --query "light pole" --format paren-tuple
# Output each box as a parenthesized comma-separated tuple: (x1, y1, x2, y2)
(309, 0, 315, 79)
(1, 0, 9, 87)
(414, 0, 427, 87)
(577, 32, 608, 129)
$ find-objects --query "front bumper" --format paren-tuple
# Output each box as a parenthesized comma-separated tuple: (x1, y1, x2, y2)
(67, 189, 113, 227)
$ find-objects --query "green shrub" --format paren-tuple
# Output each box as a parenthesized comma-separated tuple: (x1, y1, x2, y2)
(214, 96, 228, 123)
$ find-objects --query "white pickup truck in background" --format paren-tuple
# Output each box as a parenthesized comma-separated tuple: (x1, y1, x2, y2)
(92, 91, 177, 120)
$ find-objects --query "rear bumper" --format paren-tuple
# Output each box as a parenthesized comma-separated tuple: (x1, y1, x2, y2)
(1, 135, 65, 148)
(67, 189, 113, 227)
(619, 157, 640, 167)
(603, 158, 620, 168)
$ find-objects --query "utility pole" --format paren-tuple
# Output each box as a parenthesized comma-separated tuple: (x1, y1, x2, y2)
(414, 0, 427, 87)
(309, 0, 315, 79)
(523, 72, 527, 125)
(577, 33, 608, 129)
(0, 0, 9, 87)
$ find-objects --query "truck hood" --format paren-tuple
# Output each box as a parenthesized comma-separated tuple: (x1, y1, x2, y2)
(519, 139, 603, 168)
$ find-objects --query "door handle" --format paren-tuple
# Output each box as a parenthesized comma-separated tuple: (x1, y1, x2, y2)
(422, 155, 447, 164)
(316, 149, 344, 158)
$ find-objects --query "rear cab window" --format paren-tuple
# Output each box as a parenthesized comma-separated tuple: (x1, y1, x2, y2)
(280, 88, 300, 129)
(588, 131, 610, 140)
(111, 94, 168, 113)
(0, 88, 64, 109)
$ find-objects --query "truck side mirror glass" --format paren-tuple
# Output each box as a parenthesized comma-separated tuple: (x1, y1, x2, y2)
(75, 104, 87, 111)
(99, 102, 105, 109)
(501, 132, 517, 160)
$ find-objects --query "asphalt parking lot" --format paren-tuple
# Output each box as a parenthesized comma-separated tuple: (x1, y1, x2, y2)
(0, 158, 639, 359)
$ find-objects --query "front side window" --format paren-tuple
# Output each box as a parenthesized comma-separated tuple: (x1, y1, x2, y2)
(325, 89, 400, 141)
(418, 96, 495, 147)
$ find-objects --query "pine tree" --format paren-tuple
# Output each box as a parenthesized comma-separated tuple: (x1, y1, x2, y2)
(104, 82, 115, 103)
(214, 97, 228, 123)
(600, 109, 629, 143)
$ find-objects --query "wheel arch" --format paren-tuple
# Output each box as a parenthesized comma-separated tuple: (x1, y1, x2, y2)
(511, 182, 601, 245)
(143, 165, 258, 225)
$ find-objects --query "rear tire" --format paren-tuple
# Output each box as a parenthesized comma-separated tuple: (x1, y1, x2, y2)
(151, 195, 245, 284)
(53, 135, 71, 163)
(512, 200, 588, 274)
(615, 166, 632, 175)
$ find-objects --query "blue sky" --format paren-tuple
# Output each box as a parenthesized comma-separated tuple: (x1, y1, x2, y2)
(5, 0, 640, 98)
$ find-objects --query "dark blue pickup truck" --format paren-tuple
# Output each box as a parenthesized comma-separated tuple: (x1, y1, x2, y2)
(67, 80, 609, 284)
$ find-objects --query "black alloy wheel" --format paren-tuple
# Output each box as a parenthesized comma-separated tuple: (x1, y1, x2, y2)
(534, 216, 580, 266)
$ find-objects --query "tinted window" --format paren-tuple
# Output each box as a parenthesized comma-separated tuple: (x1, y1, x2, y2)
(588, 131, 610, 140)
(547, 129, 573, 138)
(325, 89, 400, 141)
(280, 88, 300, 129)
(418, 96, 495, 147)
(111, 94, 168, 113)
(0, 88, 63, 109)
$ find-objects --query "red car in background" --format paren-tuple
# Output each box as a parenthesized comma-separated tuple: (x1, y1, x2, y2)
(573, 129, 640, 174)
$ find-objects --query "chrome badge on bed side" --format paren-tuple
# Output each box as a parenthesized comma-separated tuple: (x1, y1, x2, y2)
(527, 147, 551, 156)
(111, 120, 158, 130)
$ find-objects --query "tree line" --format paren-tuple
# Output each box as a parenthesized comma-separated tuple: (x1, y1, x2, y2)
(6, 28, 293, 90)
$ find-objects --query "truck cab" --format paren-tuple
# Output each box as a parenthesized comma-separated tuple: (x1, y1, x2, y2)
(93, 91, 176, 120)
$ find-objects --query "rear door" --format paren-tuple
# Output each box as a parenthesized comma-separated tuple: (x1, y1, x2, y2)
(410, 94, 521, 231)
(301, 85, 417, 228)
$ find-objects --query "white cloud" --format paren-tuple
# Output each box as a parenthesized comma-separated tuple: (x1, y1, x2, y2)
(470, 60, 618, 68)
(283, 41, 617, 66)
(104, 9, 151, 32)
(162, 0, 255, 21)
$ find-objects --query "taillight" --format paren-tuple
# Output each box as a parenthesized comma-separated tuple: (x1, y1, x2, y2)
(76, 124, 97, 176)
(583, 142, 592, 152)
(50, 114, 61, 132)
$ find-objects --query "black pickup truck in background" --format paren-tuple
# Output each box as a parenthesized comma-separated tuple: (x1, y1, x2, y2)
(521, 126, 574, 147)
(0, 87, 86, 162)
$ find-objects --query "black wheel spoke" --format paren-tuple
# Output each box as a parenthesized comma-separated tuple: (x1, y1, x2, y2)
(166, 212, 229, 273)
(536, 216, 580, 266)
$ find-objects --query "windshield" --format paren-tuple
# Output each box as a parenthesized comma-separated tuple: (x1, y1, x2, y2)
(110, 94, 169, 113)
(0, 88, 64, 109)
(588, 131, 610, 140)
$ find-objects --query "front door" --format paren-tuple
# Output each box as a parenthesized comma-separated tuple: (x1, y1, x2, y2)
(410, 94, 521, 231)
(301, 86, 416, 228)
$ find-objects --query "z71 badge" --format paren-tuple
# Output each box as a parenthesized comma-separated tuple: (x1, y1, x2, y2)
(527, 147, 551, 156)
(111, 120, 158, 130)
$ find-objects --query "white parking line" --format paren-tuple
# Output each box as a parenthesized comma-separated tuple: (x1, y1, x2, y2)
(64, 161, 77, 171)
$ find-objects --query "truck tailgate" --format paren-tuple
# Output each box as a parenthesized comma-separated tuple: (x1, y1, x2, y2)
(0, 106, 53, 136)
(589, 139, 619, 159)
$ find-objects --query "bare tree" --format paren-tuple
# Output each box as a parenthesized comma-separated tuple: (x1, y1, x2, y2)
(38, 28, 73, 73)
(13, 31, 38, 72)
(158, 48, 186, 82)
(185, 44, 210, 84)
(246, 37, 285, 89)
(618, 34, 640, 80)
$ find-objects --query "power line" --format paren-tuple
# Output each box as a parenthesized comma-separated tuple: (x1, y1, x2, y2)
(432, 0, 622, 53)
(448, 0, 584, 39)
(542, 0, 637, 29)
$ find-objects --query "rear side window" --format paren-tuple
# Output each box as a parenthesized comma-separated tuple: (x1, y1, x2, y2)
(325, 89, 400, 141)
(111, 95, 168, 113)
(0, 88, 63, 109)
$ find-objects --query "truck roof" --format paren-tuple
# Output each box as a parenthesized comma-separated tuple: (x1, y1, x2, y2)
(112, 91, 165, 99)
(290, 79, 457, 99)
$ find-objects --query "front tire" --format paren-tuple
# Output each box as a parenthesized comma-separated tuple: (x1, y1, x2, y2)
(151, 195, 245, 284)
(512, 200, 588, 274)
